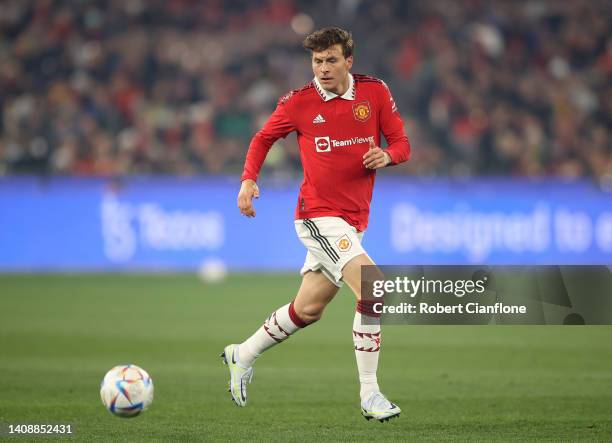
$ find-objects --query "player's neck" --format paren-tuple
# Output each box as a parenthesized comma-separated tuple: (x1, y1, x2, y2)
(328, 74, 350, 96)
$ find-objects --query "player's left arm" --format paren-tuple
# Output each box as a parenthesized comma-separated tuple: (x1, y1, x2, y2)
(363, 82, 411, 169)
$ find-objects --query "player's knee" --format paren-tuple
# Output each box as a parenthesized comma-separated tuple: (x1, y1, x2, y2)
(295, 302, 326, 324)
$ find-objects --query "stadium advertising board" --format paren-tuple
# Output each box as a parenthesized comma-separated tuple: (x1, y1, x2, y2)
(0, 177, 610, 270)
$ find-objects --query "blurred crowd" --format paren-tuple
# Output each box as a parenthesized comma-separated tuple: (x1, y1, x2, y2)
(0, 0, 610, 180)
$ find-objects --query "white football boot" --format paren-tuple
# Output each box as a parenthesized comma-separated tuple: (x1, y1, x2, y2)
(361, 391, 401, 422)
(220, 344, 253, 407)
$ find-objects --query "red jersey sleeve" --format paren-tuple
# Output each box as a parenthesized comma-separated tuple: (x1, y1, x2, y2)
(241, 97, 296, 182)
(379, 82, 410, 165)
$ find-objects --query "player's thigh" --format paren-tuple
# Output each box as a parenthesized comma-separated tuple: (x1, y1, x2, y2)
(342, 253, 384, 300)
(293, 270, 340, 314)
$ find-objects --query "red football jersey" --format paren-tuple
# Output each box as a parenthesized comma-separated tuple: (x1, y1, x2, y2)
(241, 73, 410, 231)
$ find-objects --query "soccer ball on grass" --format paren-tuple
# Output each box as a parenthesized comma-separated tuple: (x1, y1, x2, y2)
(100, 364, 154, 417)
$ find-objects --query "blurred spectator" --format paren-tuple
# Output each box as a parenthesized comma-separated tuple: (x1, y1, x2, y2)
(0, 0, 610, 182)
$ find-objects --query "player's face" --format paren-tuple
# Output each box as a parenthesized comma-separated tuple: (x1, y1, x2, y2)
(311, 44, 353, 95)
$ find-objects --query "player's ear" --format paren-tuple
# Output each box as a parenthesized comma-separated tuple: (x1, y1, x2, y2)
(346, 55, 353, 69)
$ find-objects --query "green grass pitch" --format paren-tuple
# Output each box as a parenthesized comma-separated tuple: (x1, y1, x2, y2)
(1, 274, 611, 441)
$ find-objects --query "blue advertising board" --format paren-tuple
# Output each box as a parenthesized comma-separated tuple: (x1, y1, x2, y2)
(0, 177, 610, 271)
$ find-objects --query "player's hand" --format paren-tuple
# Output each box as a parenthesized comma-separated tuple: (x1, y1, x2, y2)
(237, 179, 260, 217)
(363, 139, 391, 169)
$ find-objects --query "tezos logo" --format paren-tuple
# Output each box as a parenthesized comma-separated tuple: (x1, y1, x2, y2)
(314, 136, 331, 152)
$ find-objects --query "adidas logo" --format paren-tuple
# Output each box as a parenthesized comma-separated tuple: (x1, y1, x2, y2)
(312, 114, 326, 124)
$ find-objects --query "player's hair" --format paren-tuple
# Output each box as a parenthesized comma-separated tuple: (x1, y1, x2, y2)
(302, 27, 354, 58)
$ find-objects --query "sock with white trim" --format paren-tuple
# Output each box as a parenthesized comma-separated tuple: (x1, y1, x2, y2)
(353, 299, 381, 400)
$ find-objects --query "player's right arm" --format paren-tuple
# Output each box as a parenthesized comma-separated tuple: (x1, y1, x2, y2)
(239, 95, 296, 217)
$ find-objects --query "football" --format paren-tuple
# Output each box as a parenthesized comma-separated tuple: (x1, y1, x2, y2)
(100, 364, 154, 417)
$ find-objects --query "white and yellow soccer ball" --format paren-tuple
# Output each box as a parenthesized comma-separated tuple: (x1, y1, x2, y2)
(100, 364, 154, 417)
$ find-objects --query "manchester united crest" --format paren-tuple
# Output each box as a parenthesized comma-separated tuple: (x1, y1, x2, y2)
(352, 101, 371, 122)
(336, 234, 352, 252)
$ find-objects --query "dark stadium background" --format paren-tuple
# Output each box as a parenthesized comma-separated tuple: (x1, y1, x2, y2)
(1, 0, 610, 177)
(0, 1, 610, 440)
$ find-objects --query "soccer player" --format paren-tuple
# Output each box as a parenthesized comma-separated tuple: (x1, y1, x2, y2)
(221, 27, 410, 422)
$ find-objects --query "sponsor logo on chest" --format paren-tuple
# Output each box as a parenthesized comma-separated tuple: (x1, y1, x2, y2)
(314, 135, 374, 152)
(314, 136, 331, 152)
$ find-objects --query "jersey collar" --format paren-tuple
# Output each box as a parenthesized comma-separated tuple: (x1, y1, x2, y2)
(313, 73, 355, 102)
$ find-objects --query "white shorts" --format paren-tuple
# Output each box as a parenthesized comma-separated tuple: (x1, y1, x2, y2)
(294, 216, 366, 287)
